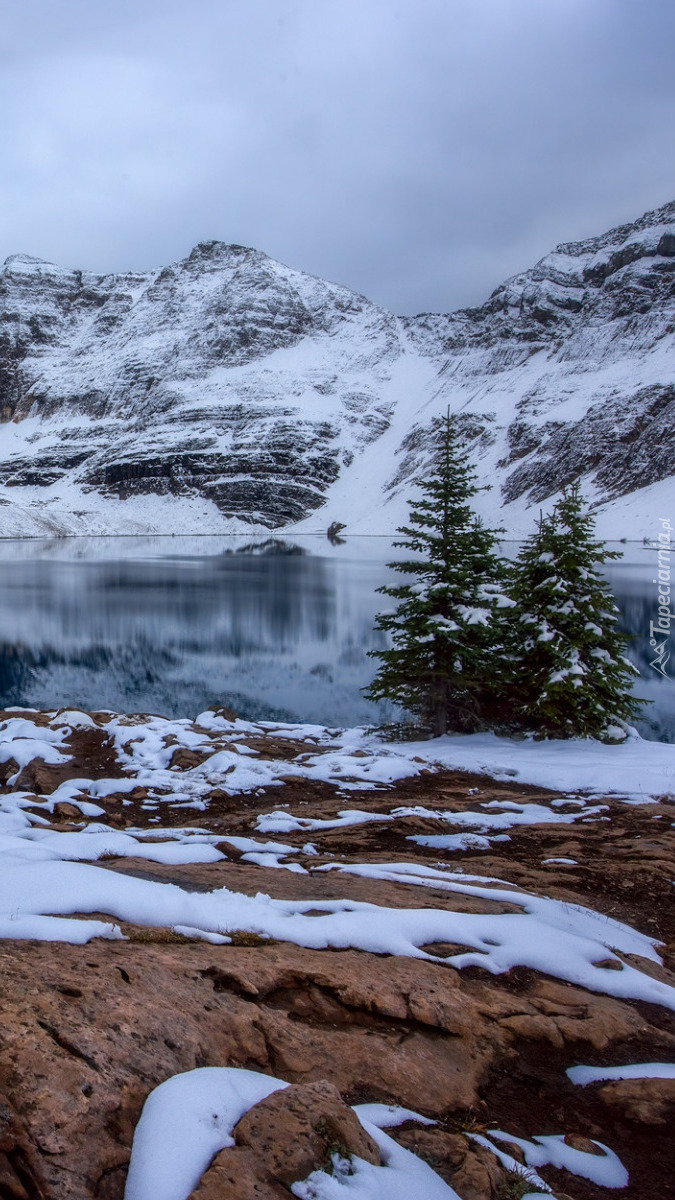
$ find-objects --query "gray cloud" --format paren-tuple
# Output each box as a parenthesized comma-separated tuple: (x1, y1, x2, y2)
(1, 0, 674, 313)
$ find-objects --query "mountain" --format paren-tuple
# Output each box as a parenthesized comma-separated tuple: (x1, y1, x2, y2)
(1, 200, 674, 539)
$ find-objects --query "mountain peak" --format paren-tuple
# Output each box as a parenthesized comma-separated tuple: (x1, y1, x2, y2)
(553, 197, 675, 260)
(3, 253, 62, 273)
(0, 198, 673, 540)
(182, 241, 265, 269)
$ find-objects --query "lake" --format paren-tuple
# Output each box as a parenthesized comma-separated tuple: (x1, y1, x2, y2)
(0, 536, 672, 741)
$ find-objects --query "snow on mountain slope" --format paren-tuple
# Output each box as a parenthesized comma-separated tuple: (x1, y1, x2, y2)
(1, 201, 674, 539)
(296, 199, 675, 539)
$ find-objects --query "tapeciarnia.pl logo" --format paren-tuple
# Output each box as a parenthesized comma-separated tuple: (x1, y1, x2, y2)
(649, 517, 673, 678)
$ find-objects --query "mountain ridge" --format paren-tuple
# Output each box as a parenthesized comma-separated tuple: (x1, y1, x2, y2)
(1, 199, 674, 539)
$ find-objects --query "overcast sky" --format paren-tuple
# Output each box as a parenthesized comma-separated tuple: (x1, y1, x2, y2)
(1, 0, 674, 314)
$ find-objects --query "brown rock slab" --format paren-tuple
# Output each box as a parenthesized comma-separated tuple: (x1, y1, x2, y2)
(189, 1146, 287, 1199)
(564, 1132, 605, 1154)
(442, 1138, 506, 1200)
(170, 748, 209, 770)
(191, 1080, 381, 1198)
(0, 757, 19, 785)
(234, 1079, 381, 1184)
(597, 1076, 675, 1126)
(0, 1091, 47, 1199)
(53, 801, 82, 822)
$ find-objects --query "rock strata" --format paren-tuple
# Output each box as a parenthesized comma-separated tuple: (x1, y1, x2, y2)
(1, 200, 675, 536)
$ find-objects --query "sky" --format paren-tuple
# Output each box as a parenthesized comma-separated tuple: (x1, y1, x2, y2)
(1, 0, 674, 315)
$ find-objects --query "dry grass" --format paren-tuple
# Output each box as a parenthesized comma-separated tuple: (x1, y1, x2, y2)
(124, 926, 198, 944)
(225, 930, 278, 947)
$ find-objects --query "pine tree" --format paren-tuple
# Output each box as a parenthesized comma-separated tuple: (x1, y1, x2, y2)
(507, 481, 641, 739)
(365, 415, 512, 736)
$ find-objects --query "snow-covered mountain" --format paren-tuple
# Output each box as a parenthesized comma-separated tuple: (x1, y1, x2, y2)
(1, 200, 674, 539)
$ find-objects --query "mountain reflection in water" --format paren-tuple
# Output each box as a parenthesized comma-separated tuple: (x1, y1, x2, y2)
(0, 537, 671, 741)
(0, 538, 395, 727)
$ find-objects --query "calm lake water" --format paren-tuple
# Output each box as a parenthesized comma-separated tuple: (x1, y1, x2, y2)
(0, 536, 672, 741)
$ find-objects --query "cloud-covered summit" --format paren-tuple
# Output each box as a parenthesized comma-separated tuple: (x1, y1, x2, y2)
(2, 0, 675, 314)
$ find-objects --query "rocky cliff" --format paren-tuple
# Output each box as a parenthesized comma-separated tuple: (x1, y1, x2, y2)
(1, 200, 674, 538)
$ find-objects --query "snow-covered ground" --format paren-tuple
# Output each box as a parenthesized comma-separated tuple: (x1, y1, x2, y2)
(1, 706, 674, 1198)
(403, 729, 675, 802)
(1, 709, 674, 1011)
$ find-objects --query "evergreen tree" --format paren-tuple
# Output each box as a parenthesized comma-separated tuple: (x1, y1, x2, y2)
(507, 481, 641, 738)
(365, 415, 512, 735)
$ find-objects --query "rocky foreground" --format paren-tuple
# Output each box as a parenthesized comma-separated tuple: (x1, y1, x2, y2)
(0, 707, 674, 1199)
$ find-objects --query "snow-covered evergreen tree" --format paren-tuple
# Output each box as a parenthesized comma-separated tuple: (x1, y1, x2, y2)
(365, 415, 512, 735)
(508, 482, 641, 738)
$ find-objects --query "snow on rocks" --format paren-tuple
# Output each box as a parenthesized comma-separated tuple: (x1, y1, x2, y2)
(255, 808, 393, 834)
(0, 844, 673, 1008)
(467, 1133, 552, 1194)
(0, 705, 667, 1017)
(567, 1062, 675, 1085)
(124, 1066, 461, 1200)
(399, 798, 609, 850)
(124, 1067, 288, 1200)
(481, 1129, 629, 1189)
(16, 825, 226, 866)
(352, 1104, 437, 1129)
(291, 1120, 463, 1200)
(0, 714, 72, 784)
(3, 706, 675, 809)
(0, 706, 674, 1014)
(311, 862, 675, 1009)
(0, 705, 673, 1200)
(223, 834, 310, 872)
(256, 796, 609, 844)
